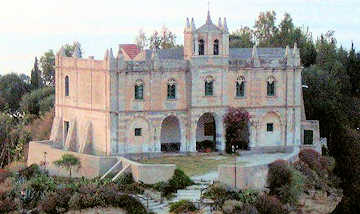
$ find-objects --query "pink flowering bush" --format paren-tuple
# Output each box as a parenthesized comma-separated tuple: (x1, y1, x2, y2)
(223, 107, 251, 153)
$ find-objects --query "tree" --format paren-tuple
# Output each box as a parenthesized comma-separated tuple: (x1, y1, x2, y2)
(0, 73, 30, 114)
(229, 26, 255, 48)
(135, 29, 147, 50)
(20, 87, 55, 116)
(0, 113, 31, 167)
(223, 107, 251, 153)
(254, 11, 278, 47)
(63, 41, 83, 57)
(30, 57, 42, 90)
(53, 154, 81, 177)
(148, 26, 177, 50)
(40, 50, 55, 87)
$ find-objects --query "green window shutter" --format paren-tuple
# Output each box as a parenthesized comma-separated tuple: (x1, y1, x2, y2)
(304, 130, 313, 145)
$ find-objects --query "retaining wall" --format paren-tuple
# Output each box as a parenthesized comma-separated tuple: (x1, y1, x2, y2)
(120, 157, 176, 184)
(218, 146, 300, 190)
(27, 141, 176, 184)
(27, 141, 118, 178)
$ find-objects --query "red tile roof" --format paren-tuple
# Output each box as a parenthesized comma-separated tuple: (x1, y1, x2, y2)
(120, 44, 140, 59)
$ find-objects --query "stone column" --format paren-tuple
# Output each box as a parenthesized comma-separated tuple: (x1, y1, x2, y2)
(216, 119, 226, 151)
(194, 34, 199, 56)
(189, 117, 197, 152)
(152, 120, 162, 152)
(249, 120, 259, 149)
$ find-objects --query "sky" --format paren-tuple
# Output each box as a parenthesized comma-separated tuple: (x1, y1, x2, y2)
(0, 0, 359, 75)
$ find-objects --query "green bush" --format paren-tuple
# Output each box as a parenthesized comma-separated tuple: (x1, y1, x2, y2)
(223, 200, 242, 214)
(277, 169, 305, 205)
(115, 172, 134, 185)
(153, 169, 193, 197)
(267, 160, 292, 195)
(169, 169, 194, 190)
(169, 200, 198, 213)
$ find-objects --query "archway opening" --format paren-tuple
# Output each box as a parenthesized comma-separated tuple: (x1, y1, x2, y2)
(196, 113, 216, 152)
(160, 116, 181, 152)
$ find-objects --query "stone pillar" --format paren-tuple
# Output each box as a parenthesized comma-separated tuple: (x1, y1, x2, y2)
(152, 120, 162, 152)
(189, 118, 197, 152)
(216, 119, 226, 151)
(194, 34, 199, 56)
(179, 117, 187, 152)
(249, 120, 259, 149)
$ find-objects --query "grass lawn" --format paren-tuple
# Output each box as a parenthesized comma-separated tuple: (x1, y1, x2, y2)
(139, 154, 247, 177)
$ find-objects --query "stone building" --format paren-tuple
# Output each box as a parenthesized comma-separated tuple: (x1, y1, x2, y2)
(49, 12, 320, 156)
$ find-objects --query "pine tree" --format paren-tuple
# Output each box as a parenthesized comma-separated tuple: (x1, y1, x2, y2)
(30, 57, 41, 90)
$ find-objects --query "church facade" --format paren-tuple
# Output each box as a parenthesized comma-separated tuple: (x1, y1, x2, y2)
(50, 12, 320, 156)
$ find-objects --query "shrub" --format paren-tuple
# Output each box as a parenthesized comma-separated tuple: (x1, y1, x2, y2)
(18, 163, 41, 179)
(111, 194, 147, 214)
(115, 172, 134, 185)
(0, 169, 11, 183)
(299, 148, 322, 173)
(169, 200, 198, 214)
(320, 156, 336, 173)
(68, 192, 82, 210)
(267, 160, 292, 195)
(277, 169, 305, 205)
(39, 191, 58, 213)
(169, 169, 194, 190)
(239, 204, 259, 214)
(255, 194, 288, 214)
(26, 174, 56, 192)
(237, 189, 260, 205)
(203, 183, 230, 207)
(223, 200, 242, 214)
(0, 177, 14, 193)
(224, 107, 251, 152)
(0, 196, 18, 213)
(53, 154, 81, 177)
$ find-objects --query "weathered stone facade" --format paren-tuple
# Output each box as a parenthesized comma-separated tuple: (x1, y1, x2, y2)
(50, 12, 319, 156)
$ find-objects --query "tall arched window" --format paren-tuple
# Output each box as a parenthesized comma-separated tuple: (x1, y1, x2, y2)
(65, 76, 69, 96)
(236, 76, 245, 97)
(267, 76, 276, 96)
(205, 76, 214, 96)
(199, 39, 205, 55)
(135, 79, 144, 100)
(167, 79, 176, 99)
(213, 39, 219, 55)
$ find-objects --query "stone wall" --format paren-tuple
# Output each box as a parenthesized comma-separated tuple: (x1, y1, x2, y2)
(120, 157, 176, 184)
(218, 146, 300, 190)
(27, 141, 118, 178)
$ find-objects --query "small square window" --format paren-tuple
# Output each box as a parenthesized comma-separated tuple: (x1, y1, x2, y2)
(135, 128, 142, 136)
(267, 123, 274, 132)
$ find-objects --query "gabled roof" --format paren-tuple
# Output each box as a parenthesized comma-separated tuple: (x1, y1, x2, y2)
(196, 23, 222, 33)
(120, 44, 140, 59)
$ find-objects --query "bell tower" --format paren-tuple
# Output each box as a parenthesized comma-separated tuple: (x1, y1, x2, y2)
(183, 10, 229, 60)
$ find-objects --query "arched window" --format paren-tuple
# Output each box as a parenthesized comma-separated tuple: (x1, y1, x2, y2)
(213, 39, 219, 55)
(205, 76, 214, 96)
(134, 79, 144, 100)
(236, 76, 245, 97)
(199, 39, 205, 55)
(167, 79, 176, 99)
(267, 76, 276, 96)
(65, 76, 69, 96)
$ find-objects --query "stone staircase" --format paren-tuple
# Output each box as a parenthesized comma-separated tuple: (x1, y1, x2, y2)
(135, 179, 213, 214)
